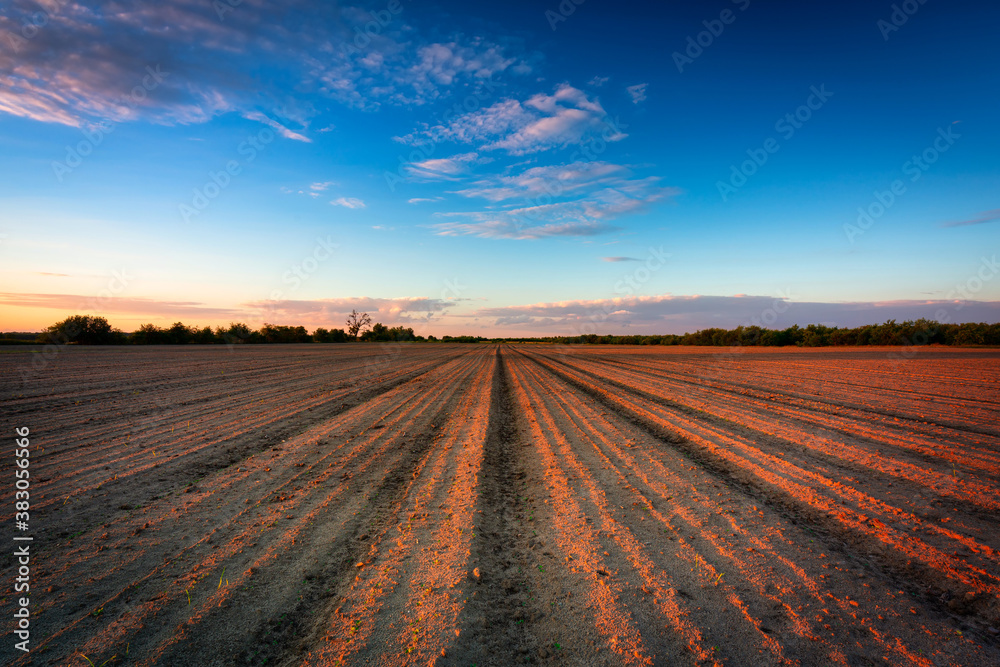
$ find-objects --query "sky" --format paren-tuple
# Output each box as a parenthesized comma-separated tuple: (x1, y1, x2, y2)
(0, 0, 998, 336)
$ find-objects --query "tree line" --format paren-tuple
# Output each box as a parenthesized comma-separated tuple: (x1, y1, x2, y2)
(27, 313, 424, 346)
(5, 315, 997, 347)
(504, 320, 1000, 347)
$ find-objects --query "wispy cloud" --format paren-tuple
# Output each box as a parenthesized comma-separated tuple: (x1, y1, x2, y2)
(588, 75, 609, 87)
(331, 197, 366, 209)
(407, 197, 444, 204)
(0, 3, 530, 132)
(434, 161, 678, 240)
(312, 29, 530, 110)
(242, 111, 311, 142)
(0, 292, 245, 320)
(942, 209, 1000, 228)
(0, 2, 269, 128)
(455, 161, 635, 202)
(433, 217, 618, 240)
(398, 84, 625, 155)
(284, 181, 338, 197)
(626, 83, 648, 104)
(602, 256, 640, 262)
(404, 152, 483, 181)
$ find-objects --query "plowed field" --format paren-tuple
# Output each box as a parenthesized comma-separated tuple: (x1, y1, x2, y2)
(2, 344, 999, 666)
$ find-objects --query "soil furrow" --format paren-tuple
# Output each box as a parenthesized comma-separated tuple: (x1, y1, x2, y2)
(516, 347, 1000, 652)
(449, 347, 545, 666)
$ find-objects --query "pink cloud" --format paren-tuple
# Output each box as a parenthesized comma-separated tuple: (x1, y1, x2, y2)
(398, 84, 626, 155)
(476, 295, 1000, 334)
(943, 209, 1000, 228)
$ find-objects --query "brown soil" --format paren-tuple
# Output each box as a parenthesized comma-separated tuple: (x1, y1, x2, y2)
(1, 343, 998, 666)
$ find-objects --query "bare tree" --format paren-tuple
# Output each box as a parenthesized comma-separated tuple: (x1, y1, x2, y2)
(345, 309, 372, 340)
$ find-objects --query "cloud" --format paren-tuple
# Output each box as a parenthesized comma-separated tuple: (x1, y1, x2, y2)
(408, 40, 515, 91)
(312, 28, 529, 110)
(455, 161, 631, 202)
(626, 83, 648, 104)
(432, 217, 618, 240)
(403, 152, 482, 181)
(602, 257, 640, 262)
(475, 295, 1000, 334)
(0, 292, 246, 320)
(331, 197, 366, 209)
(242, 111, 311, 142)
(407, 197, 444, 204)
(433, 161, 679, 239)
(7, 291, 999, 336)
(493, 313, 548, 326)
(588, 76, 610, 87)
(0, 2, 276, 127)
(943, 209, 1000, 228)
(398, 84, 626, 155)
(243, 296, 453, 324)
(0, 3, 529, 131)
(432, 209, 619, 241)
(285, 181, 337, 197)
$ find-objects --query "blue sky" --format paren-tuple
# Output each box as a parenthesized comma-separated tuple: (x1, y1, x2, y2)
(0, 0, 998, 335)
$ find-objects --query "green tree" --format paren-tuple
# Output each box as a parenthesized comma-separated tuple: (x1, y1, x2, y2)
(216, 322, 252, 345)
(131, 323, 166, 344)
(360, 322, 389, 341)
(41, 315, 124, 345)
(167, 322, 193, 344)
(192, 326, 216, 344)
